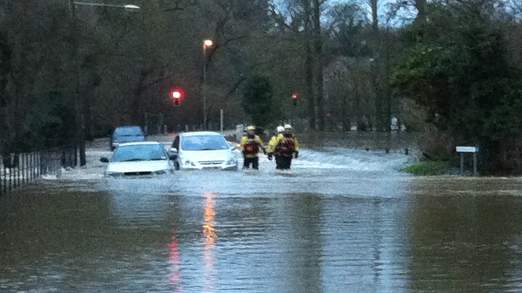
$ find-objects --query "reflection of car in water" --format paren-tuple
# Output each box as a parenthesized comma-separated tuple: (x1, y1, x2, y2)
(110, 126, 145, 150)
(101, 142, 175, 177)
(170, 131, 238, 170)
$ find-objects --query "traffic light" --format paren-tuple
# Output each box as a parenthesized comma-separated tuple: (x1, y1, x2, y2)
(169, 87, 185, 106)
(291, 92, 299, 106)
(172, 90, 182, 105)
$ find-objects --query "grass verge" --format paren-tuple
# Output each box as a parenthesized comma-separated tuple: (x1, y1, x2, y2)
(401, 160, 453, 176)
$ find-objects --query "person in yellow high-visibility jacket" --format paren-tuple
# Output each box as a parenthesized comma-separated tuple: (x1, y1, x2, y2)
(267, 125, 285, 169)
(240, 125, 265, 170)
(272, 124, 299, 170)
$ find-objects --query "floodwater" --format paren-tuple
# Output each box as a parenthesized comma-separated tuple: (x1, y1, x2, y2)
(1, 137, 522, 292)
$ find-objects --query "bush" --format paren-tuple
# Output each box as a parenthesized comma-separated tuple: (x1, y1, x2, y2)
(402, 160, 452, 176)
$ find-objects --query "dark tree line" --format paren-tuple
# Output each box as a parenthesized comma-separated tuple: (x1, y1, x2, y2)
(1, 0, 522, 172)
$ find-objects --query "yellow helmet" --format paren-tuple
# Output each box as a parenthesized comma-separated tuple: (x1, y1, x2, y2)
(246, 125, 256, 131)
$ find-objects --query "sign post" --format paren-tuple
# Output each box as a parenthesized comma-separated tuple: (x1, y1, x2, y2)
(456, 146, 479, 176)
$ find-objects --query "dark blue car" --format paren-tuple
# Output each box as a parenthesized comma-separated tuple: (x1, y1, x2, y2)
(110, 126, 145, 150)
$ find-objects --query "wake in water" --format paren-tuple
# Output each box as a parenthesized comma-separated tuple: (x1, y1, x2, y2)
(293, 147, 412, 172)
(48, 143, 413, 184)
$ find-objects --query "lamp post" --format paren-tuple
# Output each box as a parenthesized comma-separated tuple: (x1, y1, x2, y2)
(69, 1, 140, 166)
(202, 39, 214, 130)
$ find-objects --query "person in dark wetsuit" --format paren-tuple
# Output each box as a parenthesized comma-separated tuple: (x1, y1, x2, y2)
(273, 124, 299, 170)
(240, 125, 266, 170)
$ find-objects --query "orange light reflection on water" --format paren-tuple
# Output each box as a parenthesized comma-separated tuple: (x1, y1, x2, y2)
(168, 231, 182, 292)
(203, 192, 217, 293)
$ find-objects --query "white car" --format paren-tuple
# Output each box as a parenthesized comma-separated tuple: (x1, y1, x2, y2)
(170, 131, 238, 170)
(101, 141, 175, 177)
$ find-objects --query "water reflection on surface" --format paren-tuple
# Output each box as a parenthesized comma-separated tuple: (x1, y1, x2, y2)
(406, 179, 522, 292)
(1, 148, 522, 292)
(203, 192, 217, 293)
(169, 229, 182, 291)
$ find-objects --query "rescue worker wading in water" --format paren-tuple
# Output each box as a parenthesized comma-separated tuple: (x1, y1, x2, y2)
(267, 126, 285, 169)
(273, 124, 299, 170)
(240, 125, 266, 170)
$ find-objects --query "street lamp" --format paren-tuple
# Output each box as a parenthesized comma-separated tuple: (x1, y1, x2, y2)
(124, 4, 141, 10)
(69, 1, 140, 166)
(73, 2, 141, 10)
(203, 39, 214, 48)
(202, 39, 214, 130)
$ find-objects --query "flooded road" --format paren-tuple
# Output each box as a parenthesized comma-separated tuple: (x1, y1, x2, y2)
(1, 138, 522, 292)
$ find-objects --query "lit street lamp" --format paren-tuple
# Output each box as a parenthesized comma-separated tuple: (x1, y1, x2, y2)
(203, 39, 214, 48)
(73, 2, 141, 10)
(202, 39, 214, 130)
(69, 1, 140, 166)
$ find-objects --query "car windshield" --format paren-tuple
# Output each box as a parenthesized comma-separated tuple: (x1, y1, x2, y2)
(181, 135, 229, 151)
(112, 144, 167, 162)
(114, 127, 143, 136)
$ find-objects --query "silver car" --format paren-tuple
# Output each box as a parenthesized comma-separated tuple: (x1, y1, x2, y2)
(170, 131, 238, 170)
(101, 142, 175, 177)
(110, 126, 145, 151)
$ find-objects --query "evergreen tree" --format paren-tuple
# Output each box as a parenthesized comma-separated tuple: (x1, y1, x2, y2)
(242, 75, 273, 127)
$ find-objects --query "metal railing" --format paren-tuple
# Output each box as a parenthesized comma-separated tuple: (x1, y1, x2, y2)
(0, 145, 77, 195)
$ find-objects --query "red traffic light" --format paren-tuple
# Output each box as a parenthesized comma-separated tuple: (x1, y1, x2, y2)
(291, 92, 299, 106)
(172, 91, 182, 99)
(169, 87, 185, 106)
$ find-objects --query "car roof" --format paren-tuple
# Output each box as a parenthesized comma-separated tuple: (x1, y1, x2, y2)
(118, 141, 161, 147)
(180, 131, 223, 137)
(114, 125, 142, 130)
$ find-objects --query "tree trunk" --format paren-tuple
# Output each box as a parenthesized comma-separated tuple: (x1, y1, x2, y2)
(415, 0, 427, 24)
(131, 68, 150, 124)
(367, 0, 384, 131)
(303, 0, 315, 130)
(384, 30, 392, 132)
(312, 0, 324, 131)
(370, 0, 379, 32)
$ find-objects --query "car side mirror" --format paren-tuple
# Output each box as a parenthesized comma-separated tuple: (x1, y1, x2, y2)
(100, 157, 109, 163)
(169, 148, 178, 160)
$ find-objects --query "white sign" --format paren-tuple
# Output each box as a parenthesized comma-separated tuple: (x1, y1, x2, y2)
(456, 146, 479, 153)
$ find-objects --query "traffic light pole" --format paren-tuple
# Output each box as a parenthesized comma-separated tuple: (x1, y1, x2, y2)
(291, 92, 299, 127)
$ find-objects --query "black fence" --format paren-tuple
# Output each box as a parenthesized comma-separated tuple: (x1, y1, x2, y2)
(0, 145, 77, 195)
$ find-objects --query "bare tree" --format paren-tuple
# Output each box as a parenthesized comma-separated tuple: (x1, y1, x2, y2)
(312, 0, 326, 130)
